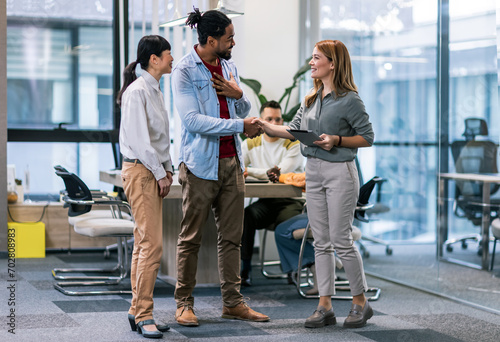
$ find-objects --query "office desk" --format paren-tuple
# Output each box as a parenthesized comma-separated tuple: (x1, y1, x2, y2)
(100, 170, 303, 284)
(438, 173, 500, 270)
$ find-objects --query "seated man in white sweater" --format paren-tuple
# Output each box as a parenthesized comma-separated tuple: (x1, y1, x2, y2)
(240, 101, 305, 286)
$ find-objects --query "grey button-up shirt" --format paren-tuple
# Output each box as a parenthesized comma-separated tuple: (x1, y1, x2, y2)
(289, 88, 374, 162)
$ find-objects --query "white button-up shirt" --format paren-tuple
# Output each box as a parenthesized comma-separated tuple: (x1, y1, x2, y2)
(119, 71, 173, 180)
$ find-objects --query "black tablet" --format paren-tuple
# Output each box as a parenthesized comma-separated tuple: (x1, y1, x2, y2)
(245, 177, 269, 184)
(287, 129, 323, 146)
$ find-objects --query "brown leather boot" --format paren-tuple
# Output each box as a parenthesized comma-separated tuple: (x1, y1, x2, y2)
(175, 305, 199, 326)
(221, 302, 270, 322)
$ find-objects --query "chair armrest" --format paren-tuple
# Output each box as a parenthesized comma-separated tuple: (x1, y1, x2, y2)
(356, 203, 374, 211)
(374, 177, 388, 203)
(90, 190, 108, 197)
(62, 196, 132, 213)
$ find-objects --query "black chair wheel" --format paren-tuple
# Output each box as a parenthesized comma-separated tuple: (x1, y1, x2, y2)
(461, 241, 468, 249)
(386, 247, 393, 255)
(446, 245, 453, 252)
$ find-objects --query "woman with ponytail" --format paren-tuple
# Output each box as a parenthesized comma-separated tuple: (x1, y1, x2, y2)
(118, 35, 174, 339)
(256, 40, 374, 329)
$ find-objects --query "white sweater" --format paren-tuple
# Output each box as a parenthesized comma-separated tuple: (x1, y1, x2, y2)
(242, 135, 304, 180)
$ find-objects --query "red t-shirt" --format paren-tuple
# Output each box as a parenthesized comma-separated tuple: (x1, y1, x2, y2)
(196, 48, 237, 159)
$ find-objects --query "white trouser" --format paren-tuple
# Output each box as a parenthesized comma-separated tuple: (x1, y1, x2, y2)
(305, 157, 368, 296)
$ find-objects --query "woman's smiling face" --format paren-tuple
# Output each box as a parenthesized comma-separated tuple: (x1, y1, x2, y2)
(309, 46, 334, 81)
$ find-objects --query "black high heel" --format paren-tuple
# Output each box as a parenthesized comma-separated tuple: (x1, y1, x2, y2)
(137, 320, 163, 339)
(128, 314, 170, 332)
(128, 314, 137, 331)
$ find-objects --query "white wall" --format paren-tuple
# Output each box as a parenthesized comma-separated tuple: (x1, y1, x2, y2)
(1, 3, 7, 251)
(168, 0, 301, 167)
(231, 0, 301, 117)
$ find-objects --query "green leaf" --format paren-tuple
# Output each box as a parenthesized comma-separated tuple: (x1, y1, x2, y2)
(240, 77, 261, 96)
(258, 94, 268, 105)
(278, 87, 293, 104)
(282, 102, 302, 122)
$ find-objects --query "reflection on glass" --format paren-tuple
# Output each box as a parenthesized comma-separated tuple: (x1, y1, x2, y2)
(6, 142, 115, 196)
(6, 0, 114, 130)
(318, 0, 500, 312)
(319, 0, 438, 244)
(441, 0, 499, 280)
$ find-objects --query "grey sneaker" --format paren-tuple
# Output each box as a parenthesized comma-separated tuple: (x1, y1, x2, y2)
(343, 301, 373, 328)
(304, 306, 336, 328)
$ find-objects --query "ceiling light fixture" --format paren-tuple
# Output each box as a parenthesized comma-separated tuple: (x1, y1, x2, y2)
(159, 0, 244, 28)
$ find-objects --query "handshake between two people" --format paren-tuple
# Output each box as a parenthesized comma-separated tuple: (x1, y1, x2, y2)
(242, 117, 274, 139)
(242, 117, 266, 139)
(247, 117, 341, 151)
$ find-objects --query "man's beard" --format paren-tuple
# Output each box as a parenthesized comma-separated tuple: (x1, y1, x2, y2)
(217, 49, 232, 60)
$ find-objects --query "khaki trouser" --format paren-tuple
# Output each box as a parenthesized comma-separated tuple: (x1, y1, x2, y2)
(121, 162, 163, 323)
(175, 156, 245, 308)
(305, 157, 368, 297)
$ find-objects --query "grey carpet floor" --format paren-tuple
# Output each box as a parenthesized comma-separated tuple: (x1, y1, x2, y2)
(0, 250, 499, 342)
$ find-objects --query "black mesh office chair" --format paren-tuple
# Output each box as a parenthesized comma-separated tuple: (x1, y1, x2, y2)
(354, 158, 392, 258)
(446, 118, 500, 254)
(53, 166, 134, 295)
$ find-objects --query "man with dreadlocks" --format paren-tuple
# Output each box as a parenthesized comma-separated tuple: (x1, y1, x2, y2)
(171, 7, 269, 326)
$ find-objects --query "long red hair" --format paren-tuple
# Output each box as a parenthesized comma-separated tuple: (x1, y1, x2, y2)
(305, 40, 357, 108)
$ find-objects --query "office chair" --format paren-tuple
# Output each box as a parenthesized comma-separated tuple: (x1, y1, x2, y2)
(446, 118, 500, 255)
(102, 129, 132, 259)
(260, 204, 306, 279)
(260, 222, 288, 279)
(490, 218, 500, 271)
(295, 177, 383, 300)
(354, 158, 392, 258)
(52, 166, 134, 295)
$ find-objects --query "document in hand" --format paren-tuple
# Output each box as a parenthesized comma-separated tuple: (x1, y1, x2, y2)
(287, 129, 323, 147)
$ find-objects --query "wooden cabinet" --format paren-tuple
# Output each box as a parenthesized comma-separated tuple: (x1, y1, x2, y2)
(7, 202, 115, 250)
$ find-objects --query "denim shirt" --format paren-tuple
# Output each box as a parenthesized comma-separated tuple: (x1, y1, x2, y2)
(171, 46, 251, 180)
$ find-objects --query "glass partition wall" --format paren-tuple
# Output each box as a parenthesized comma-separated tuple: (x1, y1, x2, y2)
(314, 0, 500, 313)
(6, 0, 205, 194)
(6, 0, 117, 194)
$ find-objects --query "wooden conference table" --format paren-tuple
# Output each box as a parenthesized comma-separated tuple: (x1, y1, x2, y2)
(438, 172, 500, 270)
(100, 170, 303, 284)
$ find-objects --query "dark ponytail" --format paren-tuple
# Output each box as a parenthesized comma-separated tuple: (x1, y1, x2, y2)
(186, 8, 231, 45)
(117, 61, 138, 107)
(116, 35, 171, 106)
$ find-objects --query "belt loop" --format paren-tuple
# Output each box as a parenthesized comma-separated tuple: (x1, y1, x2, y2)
(134, 159, 138, 166)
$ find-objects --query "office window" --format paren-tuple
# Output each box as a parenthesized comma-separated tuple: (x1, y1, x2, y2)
(316, 0, 499, 243)
(6, 0, 210, 196)
(446, 0, 499, 239)
(7, 142, 115, 196)
(7, 1, 114, 130)
(6, 0, 115, 196)
(318, 0, 439, 242)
